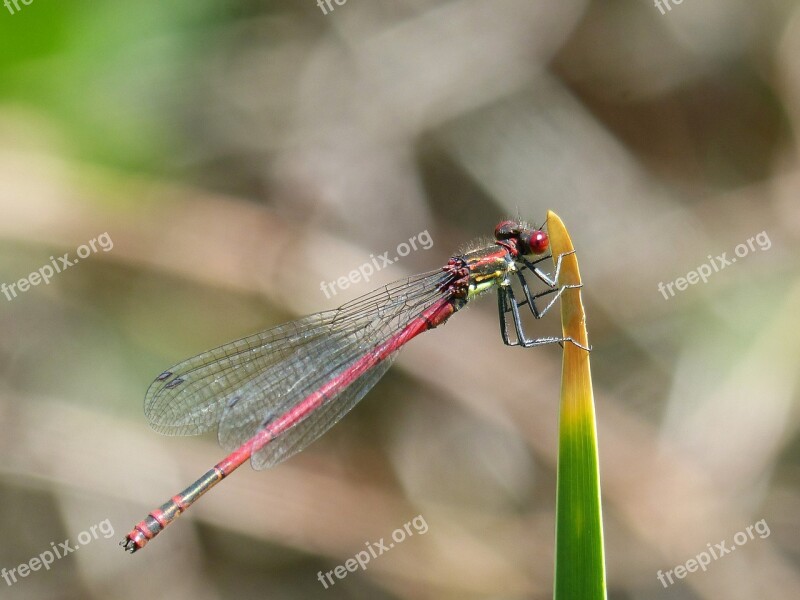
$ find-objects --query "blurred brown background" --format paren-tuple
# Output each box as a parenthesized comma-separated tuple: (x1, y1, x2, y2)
(1, 1, 799, 598)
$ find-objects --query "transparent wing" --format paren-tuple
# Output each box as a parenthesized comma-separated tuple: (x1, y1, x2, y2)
(144, 270, 450, 468)
(250, 351, 397, 469)
(145, 313, 339, 435)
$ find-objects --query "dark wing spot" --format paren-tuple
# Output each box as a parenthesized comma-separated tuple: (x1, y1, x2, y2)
(227, 394, 241, 408)
(164, 377, 185, 389)
(261, 412, 276, 428)
(156, 371, 173, 381)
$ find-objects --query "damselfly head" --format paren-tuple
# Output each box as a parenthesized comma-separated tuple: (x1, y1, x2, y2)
(521, 229, 549, 255)
(493, 220, 549, 255)
(494, 219, 520, 240)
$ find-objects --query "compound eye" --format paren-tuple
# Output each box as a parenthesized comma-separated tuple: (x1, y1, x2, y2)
(521, 230, 549, 255)
(494, 220, 519, 240)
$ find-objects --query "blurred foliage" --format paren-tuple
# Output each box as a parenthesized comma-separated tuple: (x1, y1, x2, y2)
(0, 0, 224, 171)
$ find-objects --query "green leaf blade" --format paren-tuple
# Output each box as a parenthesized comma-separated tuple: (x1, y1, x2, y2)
(548, 210, 607, 600)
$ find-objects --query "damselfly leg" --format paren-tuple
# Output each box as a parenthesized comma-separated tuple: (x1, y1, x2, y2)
(498, 250, 590, 352)
(520, 249, 576, 288)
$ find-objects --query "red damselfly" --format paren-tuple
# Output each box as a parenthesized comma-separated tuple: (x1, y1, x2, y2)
(121, 219, 587, 553)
